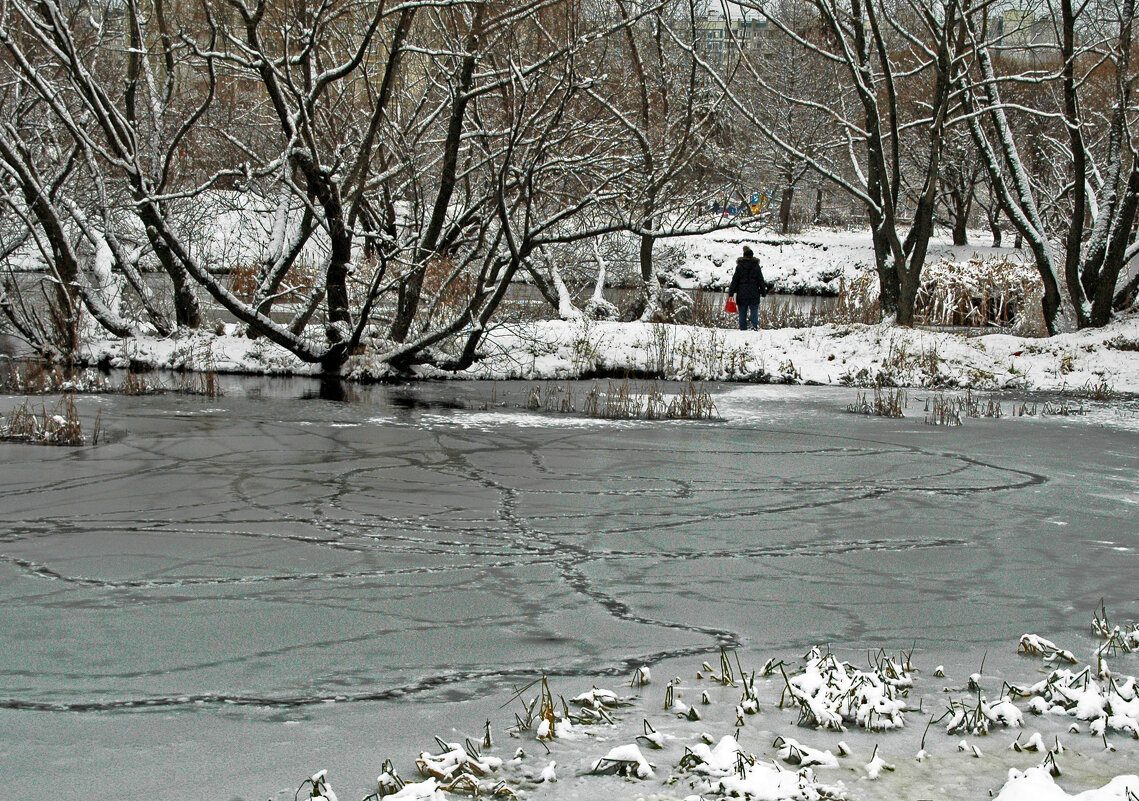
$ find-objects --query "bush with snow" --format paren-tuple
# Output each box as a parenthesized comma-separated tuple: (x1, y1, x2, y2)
(780, 647, 909, 732)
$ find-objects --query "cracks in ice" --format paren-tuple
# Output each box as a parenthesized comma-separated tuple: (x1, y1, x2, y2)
(0, 415, 1047, 714)
(0, 534, 963, 592)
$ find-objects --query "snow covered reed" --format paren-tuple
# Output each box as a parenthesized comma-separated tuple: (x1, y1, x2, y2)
(278, 612, 1139, 801)
(1, 361, 111, 394)
(1, 360, 222, 398)
(914, 255, 1044, 334)
(0, 395, 97, 446)
(526, 380, 718, 421)
(778, 646, 911, 732)
(847, 389, 907, 417)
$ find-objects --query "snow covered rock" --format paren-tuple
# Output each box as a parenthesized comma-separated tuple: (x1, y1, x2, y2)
(590, 744, 654, 779)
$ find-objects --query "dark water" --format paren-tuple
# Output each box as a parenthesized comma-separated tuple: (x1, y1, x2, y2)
(1, 379, 1137, 799)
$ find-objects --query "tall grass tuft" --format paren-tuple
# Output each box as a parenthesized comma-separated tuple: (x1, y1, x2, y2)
(915, 255, 1044, 334)
(1, 360, 110, 394)
(531, 380, 717, 421)
(1081, 380, 1114, 401)
(847, 389, 906, 417)
(1, 359, 222, 398)
(922, 391, 1003, 425)
(924, 395, 962, 426)
(0, 395, 97, 446)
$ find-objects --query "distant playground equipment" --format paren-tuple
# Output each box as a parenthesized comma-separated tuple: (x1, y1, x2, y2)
(712, 191, 774, 217)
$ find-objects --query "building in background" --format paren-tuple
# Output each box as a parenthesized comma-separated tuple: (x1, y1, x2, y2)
(696, 8, 778, 71)
(993, 9, 1061, 65)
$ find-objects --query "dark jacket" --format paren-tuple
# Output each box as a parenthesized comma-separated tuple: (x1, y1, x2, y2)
(729, 256, 768, 304)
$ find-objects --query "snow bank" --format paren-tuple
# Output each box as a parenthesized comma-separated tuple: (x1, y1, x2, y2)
(81, 325, 316, 376)
(75, 310, 1139, 396)
(466, 314, 1139, 393)
(993, 766, 1139, 801)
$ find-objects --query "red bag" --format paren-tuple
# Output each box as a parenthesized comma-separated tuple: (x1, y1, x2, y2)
(724, 297, 738, 314)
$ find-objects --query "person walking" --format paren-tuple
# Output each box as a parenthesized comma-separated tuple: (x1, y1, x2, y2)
(728, 245, 768, 330)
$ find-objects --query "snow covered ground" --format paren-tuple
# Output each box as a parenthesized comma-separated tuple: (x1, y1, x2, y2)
(461, 314, 1139, 394)
(670, 226, 1029, 296)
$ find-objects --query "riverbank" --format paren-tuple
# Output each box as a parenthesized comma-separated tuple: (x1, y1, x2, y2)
(7, 225, 1136, 392)
(74, 311, 1139, 394)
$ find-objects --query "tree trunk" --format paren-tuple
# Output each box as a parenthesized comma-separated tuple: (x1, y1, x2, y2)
(637, 218, 660, 322)
(289, 151, 351, 344)
(901, 180, 942, 327)
(896, 263, 920, 326)
(780, 185, 794, 233)
(1060, 0, 1093, 327)
(390, 4, 484, 343)
(987, 205, 1003, 247)
(1090, 163, 1139, 326)
(169, 262, 202, 329)
(1114, 270, 1139, 311)
(145, 221, 201, 329)
(639, 228, 654, 284)
(524, 261, 561, 310)
(951, 190, 969, 245)
(870, 217, 901, 320)
(952, 213, 968, 246)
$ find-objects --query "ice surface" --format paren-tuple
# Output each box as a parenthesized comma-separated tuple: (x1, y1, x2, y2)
(1, 379, 1137, 800)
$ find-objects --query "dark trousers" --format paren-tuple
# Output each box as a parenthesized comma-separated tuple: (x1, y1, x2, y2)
(737, 302, 759, 330)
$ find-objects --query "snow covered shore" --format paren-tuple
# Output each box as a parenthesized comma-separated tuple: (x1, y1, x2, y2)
(461, 315, 1139, 392)
(77, 311, 1139, 395)
(65, 227, 1138, 392)
(670, 226, 1022, 296)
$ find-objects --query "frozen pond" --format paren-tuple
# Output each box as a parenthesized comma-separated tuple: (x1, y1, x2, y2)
(1, 380, 1137, 800)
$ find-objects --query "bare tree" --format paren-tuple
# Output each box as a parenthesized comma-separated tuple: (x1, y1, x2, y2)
(0, 1, 187, 358)
(935, 126, 984, 245)
(740, 3, 844, 234)
(0, 0, 675, 373)
(582, 0, 735, 322)
(961, 0, 1139, 330)
(717, 0, 975, 325)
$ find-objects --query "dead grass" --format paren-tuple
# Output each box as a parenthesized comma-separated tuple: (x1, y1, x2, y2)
(1, 360, 111, 394)
(847, 388, 907, 417)
(0, 395, 100, 446)
(1, 360, 222, 399)
(923, 390, 1003, 425)
(923, 395, 962, 426)
(1106, 336, 1139, 352)
(226, 261, 318, 305)
(915, 255, 1045, 334)
(526, 380, 718, 420)
(1080, 380, 1115, 401)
